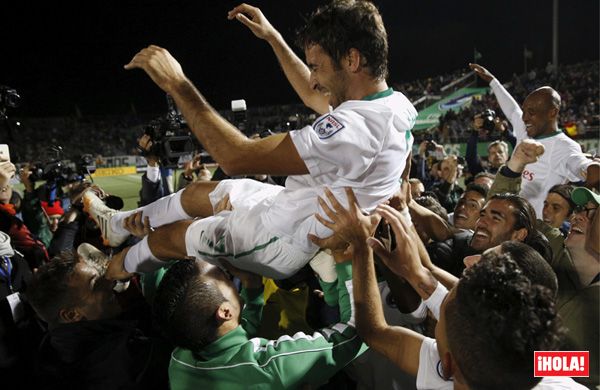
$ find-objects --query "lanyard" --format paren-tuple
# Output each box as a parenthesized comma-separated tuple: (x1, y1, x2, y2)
(0, 256, 13, 293)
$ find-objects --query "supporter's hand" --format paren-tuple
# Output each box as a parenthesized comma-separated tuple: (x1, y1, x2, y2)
(472, 114, 484, 131)
(183, 154, 202, 178)
(367, 204, 428, 284)
(228, 4, 278, 42)
(124, 46, 186, 95)
(19, 163, 34, 192)
(214, 193, 233, 213)
(0, 160, 16, 185)
(507, 139, 545, 173)
(123, 211, 152, 238)
(309, 187, 380, 254)
(469, 63, 495, 84)
(220, 259, 263, 289)
(138, 134, 159, 167)
(106, 247, 135, 281)
(388, 176, 411, 211)
(441, 155, 458, 184)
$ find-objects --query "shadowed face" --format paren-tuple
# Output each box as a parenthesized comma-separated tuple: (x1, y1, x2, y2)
(305, 44, 349, 109)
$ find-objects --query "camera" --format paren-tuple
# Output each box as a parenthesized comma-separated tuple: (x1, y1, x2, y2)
(141, 94, 199, 168)
(0, 86, 21, 109)
(423, 132, 436, 151)
(479, 109, 497, 132)
(29, 146, 96, 185)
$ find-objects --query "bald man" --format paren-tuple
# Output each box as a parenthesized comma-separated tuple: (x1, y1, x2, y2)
(470, 63, 599, 218)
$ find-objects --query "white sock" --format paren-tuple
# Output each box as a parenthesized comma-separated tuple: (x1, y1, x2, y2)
(110, 189, 191, 234)
(123, 236, 165, 273)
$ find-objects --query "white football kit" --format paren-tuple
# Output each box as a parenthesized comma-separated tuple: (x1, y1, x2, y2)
(183, 88, 417, 278)
(490, 79, 591, 217)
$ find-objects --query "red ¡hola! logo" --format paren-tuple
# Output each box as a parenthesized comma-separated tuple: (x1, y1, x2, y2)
(534, 351, 589, 377)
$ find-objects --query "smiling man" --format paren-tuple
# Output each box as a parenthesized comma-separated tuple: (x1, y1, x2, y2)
(470, 63, 599, 218)
(85, 1, 417, 281)
(26, 245, 171, 389)
(553, 186, 600, 387)
(427, 192, 550, 277)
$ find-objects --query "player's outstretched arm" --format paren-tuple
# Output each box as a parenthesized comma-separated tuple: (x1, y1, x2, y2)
(228, 3, 329, 115)
(125, 45, 308, 177)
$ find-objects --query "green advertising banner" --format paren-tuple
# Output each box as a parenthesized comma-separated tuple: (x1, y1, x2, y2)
(413, 87, 490, 132)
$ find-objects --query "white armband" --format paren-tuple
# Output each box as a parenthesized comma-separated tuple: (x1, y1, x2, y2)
(309, 249, 337, 283)
(423, 282, 448, 321)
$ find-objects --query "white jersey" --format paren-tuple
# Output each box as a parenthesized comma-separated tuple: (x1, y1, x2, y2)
(490, 79, 591, 217)
(262, 89, 417, 252)
(416, 337, 587, 389)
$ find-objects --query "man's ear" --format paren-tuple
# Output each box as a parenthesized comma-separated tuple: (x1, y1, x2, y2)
(215, 302, 234, 322)
(346, 48, 362, 73)
(511, 227, 528, 242)
(441, 351, 455, 380)
(58, 307, 83, 323)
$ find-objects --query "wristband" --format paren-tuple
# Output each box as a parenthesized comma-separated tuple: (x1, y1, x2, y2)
(423, 281, 448, 321)
(309, 250, 337, 283)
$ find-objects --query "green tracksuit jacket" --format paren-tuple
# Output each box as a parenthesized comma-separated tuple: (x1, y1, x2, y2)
(168, 262, 366, 389)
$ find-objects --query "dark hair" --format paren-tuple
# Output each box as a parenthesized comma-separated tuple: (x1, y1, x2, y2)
(489, 193, 536, 236)
(464, 183, 488, 199)
(488, 193, 552, 258)
(473, 171, 495, 182)
(26, 250, 79, 326)
(153, 260, 226, 352)
(415, 195, 448, 221)
(500, 241, 558, 297)
(446, 253, 563, 390)
(547, 184, 576, 215)
(296, 0, 389, 80)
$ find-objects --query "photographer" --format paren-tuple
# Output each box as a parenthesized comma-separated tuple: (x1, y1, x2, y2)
(137, 134, 175, 207)
(413, 137, 446, 191)
(19, 163, 56, 248)
(465, 110, 516, 176)
(0, 161, 48, 269)
(431, 154, 465, 213)
(176, 153, 213, 191)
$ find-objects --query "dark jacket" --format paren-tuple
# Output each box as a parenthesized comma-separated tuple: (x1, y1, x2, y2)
(34, 318, 171, 390)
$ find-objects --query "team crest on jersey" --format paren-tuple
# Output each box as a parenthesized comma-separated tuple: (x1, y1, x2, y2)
(313, 114, 344, 139)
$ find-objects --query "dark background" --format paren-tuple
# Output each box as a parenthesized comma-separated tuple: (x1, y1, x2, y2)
(2, 0, 598, 117)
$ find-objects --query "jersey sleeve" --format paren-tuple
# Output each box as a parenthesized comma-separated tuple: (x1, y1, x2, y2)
(259, 262, 367, 388)
(416, 337, 452, 390)
(240, 286, 265, 338)
(554, 140, 593, 182)
(490, 79, 527, 142)
(289, 108, 389, 180)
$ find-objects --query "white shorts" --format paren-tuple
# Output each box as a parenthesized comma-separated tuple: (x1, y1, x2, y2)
(184, 179, 317, 279)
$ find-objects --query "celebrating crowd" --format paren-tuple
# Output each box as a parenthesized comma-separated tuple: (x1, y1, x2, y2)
(0, 1, 598, 389)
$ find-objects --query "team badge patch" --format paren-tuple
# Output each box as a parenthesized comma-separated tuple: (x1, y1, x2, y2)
(313, 114, 345, 139)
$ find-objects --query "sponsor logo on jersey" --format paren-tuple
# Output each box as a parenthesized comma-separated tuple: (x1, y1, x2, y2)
(313, 114, 344, 139)
(522, 169, 535, 181)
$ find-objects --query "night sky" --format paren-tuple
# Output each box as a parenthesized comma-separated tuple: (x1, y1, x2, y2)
(2, 0, 598, 117)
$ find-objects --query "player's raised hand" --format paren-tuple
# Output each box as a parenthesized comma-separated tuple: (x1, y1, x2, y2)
(469, 63, 495, 84)
(228, 3, 278, 42)
(124, 45, 186, 95)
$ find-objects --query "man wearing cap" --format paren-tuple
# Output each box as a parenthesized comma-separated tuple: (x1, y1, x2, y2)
(554, 186, 599, 388)
(489, 140, 599, 387)
(40, 200, 64, 234)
